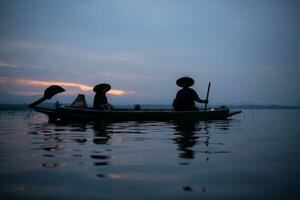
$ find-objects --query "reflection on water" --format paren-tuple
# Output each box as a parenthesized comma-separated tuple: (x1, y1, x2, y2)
(93, 121, 111, 144)
(0, 110, 300, 199)
(26, 118, 234, 181)
(0, 111, 236, 199)
(172, 120, 210, 160)
(24, 117, 235, 179)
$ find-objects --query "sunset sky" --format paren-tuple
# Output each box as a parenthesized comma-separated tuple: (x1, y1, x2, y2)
(0, 0, 299, 105)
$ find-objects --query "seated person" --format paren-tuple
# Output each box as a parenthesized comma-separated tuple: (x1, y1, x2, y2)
(173, 77, 208, 111)
(71, 94, 88, 108)
(93, 83, 112, 110)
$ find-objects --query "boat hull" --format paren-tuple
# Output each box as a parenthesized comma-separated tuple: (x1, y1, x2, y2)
(34, 106, 241, 121)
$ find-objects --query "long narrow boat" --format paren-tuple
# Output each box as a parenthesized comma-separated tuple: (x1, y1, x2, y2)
(29, 85, 242, 121)
(34, 106, 241, 121)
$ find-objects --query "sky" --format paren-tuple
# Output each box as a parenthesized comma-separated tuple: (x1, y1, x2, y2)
(0, 0, 299, 105)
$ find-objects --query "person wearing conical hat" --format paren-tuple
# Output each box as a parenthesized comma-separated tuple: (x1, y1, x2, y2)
(173, 77, 208, 111)
(93, 83, 112, 110)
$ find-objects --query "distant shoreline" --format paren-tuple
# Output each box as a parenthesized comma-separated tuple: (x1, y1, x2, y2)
(0, 103, 300, 111)
(227, 105, 300, 110)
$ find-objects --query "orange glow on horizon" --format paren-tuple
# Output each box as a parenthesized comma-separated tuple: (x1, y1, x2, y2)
(0, 77, 135, 96)
(108, 89, 134, 96)
(15, 79, 93, 91)
(11, 90, 83, 96)
(107, 174, 125, 179)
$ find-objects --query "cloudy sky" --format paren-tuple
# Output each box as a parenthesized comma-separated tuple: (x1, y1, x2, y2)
(0, 0, 299, 105)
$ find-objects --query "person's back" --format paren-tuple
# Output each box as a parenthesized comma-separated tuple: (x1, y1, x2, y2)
(93, 83, 112, 110)
(173, 77, 208, 111)
(174, 88, 198, 110)
(93, 93, 107, 110)
(72, 94, 88, 108)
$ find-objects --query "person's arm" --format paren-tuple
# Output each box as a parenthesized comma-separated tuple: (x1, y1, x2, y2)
(100, 104, 106, 110)
(94, 94, 109, 110)
(193, 90, 208, 104)
(102, 95, 112, 110)
(104, 103, 112, 110)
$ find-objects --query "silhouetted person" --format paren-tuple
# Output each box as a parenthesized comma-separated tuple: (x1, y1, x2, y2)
(173, 77, 208, 111)
(93, 83, 112, 110)
(71, 94, 87, 108)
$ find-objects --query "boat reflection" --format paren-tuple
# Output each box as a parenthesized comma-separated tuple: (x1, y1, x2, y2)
(28, 121, 90, 168)
(28, 118, 234, 172)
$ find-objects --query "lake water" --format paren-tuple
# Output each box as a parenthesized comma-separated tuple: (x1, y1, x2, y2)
(0, 109, 299, 199)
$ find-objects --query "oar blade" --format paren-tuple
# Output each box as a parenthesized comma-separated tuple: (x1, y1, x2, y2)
(44, 85, 65, 99)
(28, 85, 65, 108)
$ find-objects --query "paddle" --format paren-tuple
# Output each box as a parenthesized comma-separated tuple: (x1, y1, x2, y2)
(28, 85, 65, 108)
(204, 82, 211, 111)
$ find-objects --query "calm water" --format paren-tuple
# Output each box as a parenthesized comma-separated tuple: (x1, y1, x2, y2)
(0, 109, 299, 200)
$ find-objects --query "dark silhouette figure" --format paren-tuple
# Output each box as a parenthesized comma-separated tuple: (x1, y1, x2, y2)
(93, 83, 112, 110)
(173, 77, 208, 111)
(71, 94, 88, 108)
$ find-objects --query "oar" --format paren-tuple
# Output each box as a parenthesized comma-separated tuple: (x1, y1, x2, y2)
(28, 85, 65, 108)
(204, 82, 211, 111)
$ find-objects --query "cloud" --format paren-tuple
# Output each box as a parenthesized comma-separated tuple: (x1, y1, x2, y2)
(108, 89, 134, 96)
(0, 40, 145, 64)
(0, 61, 18, 68)
(0, 77, 11, 83)
(15, 79, 93, 91)
(0, 77, 135, 96)
(10, 91, 43, 96)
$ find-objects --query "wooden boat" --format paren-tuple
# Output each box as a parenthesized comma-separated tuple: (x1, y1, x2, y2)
(29, 85, 242, 121)
(34, 106, 241, 121)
